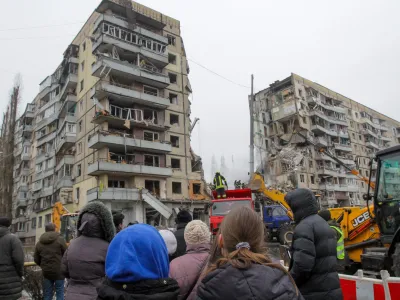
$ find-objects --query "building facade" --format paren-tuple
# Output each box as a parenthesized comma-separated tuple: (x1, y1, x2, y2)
(11, 0, 209, 245)
(253, 73, 400, 208)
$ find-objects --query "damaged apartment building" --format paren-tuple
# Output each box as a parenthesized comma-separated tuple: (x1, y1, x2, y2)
(11, 0, 209, 244)
(253, 73, 400, 208)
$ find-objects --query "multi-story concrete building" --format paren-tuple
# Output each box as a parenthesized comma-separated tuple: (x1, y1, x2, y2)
(11, 0, 208, 245)
(253, 73, 400, 208)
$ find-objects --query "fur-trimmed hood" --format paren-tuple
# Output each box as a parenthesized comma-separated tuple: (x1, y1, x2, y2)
(77, 201, 115, 243)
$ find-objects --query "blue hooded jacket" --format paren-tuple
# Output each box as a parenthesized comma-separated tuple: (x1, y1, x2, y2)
(105, 224, 169, 283)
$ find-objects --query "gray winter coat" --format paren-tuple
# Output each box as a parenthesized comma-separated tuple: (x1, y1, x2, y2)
(62, 202, 115, 300)
(0, 226, 24, 300)
(169, 243, 210, 300)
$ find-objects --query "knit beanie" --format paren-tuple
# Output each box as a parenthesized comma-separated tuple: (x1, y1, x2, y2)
(177, 210, 192, 224)
(318, 210, 331, 222)
(0, 217, 11, 228)
(159, 230, 177, 255)
(184, 220, 210, 245)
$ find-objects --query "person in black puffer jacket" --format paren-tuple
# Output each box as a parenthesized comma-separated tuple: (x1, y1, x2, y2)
(172, 210, 192, 259)
(196, 206, 303, 300)
(0, 217, 24, 300)
(285, 189, 343, 300)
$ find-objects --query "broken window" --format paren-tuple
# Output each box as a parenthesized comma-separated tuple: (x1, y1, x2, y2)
(82, 42, 86, 51)
(171, 158, 180, 169)
(145, 180, 160, 196)
(168, 54, 177, 65)
(170, 114, 179, 125)
(169, 93, 178, 105)
(311, 176, 315, 184)
(143, 109, 158, 124)
(78, 142, 82, 154)
(193, 183, 201, 195)
(168, 73, 177, 84)
(80, 80, 84, 92)
(359, 135, 362, 141)
(172, 182, 182, 194)
(144, 131, 159, 142)
(300, 174, 305, 183)
(76, 187, 80, 201)
(108, 180, 125, 188)
(78, 121, 82, 133)
(77, 164, 82, 177)
(143, 86, 158, 96)
(170, 135, 179, 147)
(167, 34, 176, 46)
(144, 155, 160, 167)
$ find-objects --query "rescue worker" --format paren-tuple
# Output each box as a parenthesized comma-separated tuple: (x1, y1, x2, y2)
(319, 210, 345, 270)
(213, 171, 228, 199)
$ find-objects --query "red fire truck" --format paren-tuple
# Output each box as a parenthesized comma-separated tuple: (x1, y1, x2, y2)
(210, 188, 253, 235)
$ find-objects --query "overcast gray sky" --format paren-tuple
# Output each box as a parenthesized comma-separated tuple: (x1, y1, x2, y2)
(1, 0, 399, 183)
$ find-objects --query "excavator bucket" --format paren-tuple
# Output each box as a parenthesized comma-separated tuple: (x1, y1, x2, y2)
(248, 173, 264, 192)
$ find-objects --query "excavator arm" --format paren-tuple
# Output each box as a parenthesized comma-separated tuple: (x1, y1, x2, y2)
(248, 173, 294, 220)
(52, 202, 70, 232)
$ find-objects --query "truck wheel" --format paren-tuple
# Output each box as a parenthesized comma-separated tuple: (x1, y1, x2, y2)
(278, 224, 294, 245)
(392, 242, 400, 277)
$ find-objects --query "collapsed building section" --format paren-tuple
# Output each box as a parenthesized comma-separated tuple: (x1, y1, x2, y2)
(253, 73, 400, 208)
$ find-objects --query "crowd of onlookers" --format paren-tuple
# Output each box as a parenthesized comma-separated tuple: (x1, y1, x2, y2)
(0, 188, 344, 300)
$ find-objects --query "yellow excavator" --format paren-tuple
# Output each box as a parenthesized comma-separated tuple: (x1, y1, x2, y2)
(249, 131, 400, 275)
(52, 202, 79, 245)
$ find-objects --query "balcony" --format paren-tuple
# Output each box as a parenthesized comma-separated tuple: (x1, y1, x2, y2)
(362, 128, 379, 139)
(88, 131, 171, 154)
(56, 176, 73, 191)
(347, 185, 359, 192)
(315, 136, 328, 147)
(58, 74, 78, 104)
(87, 187, 140, 202)
(56, 155, 74, 171)
(22, 125, 33, 136)
(16, 199, 27, 208)
(93, 55, 170, 88)
(366, 141, 381, 150)
(317, 167, 338, 177)
(307, 97, 346, 114)
(88, 159, 172, 177)
(32, 181, 43, 192)
(380, 135, 392, 142)
(21, 151, 30, 161)
(40, 186, 53, 197)
(36, 151, 55, 164)
(334, 143, 352, 152)
(37, 131, 57, 147)
(36, 114, 58, 131)
(96, 0, 166, 32)
(309, 110, 347, 126)
(35, 168, 54, 182)
(92, 112, 168, 132)
(93, 30, 168, 67)
(337, 156, 355, 166)
(93, 14, 167, 45)
(58, 94, 77, 118)
(92, 80, 170, 109)
(56, 132, 76, 155)
(311, 125, 340, 137)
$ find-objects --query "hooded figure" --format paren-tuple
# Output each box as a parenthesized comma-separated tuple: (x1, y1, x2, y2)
(62, 201, 115, 300)
(285, 189, 342, 300)
(169, 220, 211, 300)
(97, 224, 180, 300)
(0, 217, 24, 300)
(173, 210, 192, 259)
(34, 223, 67, 300)
(159, 229, 178, 262)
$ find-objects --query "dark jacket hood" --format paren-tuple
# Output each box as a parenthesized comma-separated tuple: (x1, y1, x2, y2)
(285, 188, 318, 223)
(97, 278, 180, 300)
(39, 231, 60, 244)
(77, 201, 115, 242)
(0, 226, 9, 237)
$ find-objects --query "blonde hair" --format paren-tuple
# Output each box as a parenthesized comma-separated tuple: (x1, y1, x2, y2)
(206, 206, 298, 295)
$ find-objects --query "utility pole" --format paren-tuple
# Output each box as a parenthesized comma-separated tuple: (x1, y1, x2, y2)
(249, 74, 254, 176)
